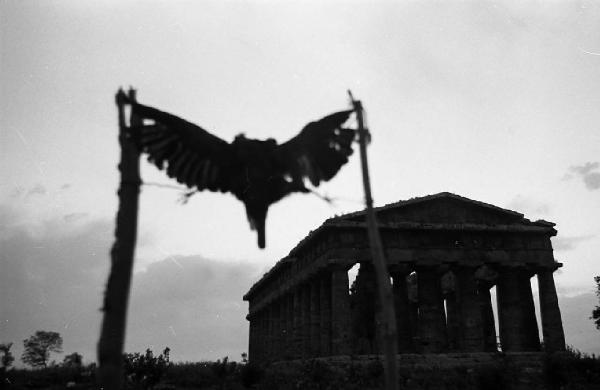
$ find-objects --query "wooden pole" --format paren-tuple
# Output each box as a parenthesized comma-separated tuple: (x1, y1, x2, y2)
(349, 91, 398, 390)
(97, 89, 141, 389)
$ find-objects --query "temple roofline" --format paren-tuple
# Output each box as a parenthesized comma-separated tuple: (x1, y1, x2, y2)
(243, 193, 557, 302)
(334, 192, 525, 221)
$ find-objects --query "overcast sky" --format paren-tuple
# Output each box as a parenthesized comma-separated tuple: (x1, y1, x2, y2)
(1, 1, 600, 364)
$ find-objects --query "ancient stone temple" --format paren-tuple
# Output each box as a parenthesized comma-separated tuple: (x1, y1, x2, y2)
(243, 193, 565, 365)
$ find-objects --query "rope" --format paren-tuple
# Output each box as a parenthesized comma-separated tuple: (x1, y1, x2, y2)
(142, 181, 187, 191)
(140, 181, 363, 206)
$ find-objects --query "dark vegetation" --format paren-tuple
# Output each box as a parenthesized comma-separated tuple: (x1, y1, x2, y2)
(2, 346, 261, 390)
(544, 347, 600, 390)
(591, 276, 600, 330)
(21, 332, 63, 369)
(2, 346, 599, 390)
(259, 349, 600, 390)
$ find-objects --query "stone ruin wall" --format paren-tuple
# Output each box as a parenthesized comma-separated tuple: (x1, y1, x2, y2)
(243, 194, 566, 366)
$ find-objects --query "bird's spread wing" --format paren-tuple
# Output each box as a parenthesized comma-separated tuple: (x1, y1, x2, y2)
(129, 101, 238, 193)
(276, 110, 355, 187)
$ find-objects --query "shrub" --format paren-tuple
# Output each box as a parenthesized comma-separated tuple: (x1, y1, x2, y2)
(239, 362, 262, 388)
(123, 347, 171, 390)
(162, 357, 255, 389)
(8, 364, 96, 389)
(544, 346, 600, 390)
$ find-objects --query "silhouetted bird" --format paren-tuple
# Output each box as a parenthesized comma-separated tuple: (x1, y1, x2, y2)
(117, 90, 355, 248)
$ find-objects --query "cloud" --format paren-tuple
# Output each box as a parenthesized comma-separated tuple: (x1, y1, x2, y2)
(570, 162, 599, 176)
(566, 162, 600, 190)
(8, 184, 49, 199)
(9, 187, 25, 198)
(558, 293, 600, 356)
(7, 184, 71, 203)
(505, 195, 550, 217)
(0, 204, 21, 232)
(63, 212, 88, 222)
(0, 205, 261, 365)
(583, 173, 600, 190)
(127, 256, 261, 362)
(25, 184, 46, 197)
(552, 235, 595, 252)
(0, 210, 112, 365)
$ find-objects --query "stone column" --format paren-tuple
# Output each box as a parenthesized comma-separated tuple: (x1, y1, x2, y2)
(248, 314, 257, 363)
(456, 267, 485, 351)
(310, 279, 321, 357)
(391, 269, 413, 352)
(257, 310, 265, 363)
(407, 273, 419, 350)
(263, 306, 271, 362)
(301, 283, 311, 357)
(444, 290, 460, 351)
(265, 306, 273, 362)
(265, 308, 271, 359)
(537, 269, 566, 351)
(352, 263, 379, 354)
(285, 292, 295, 359)
(478, 283, 498, 352)
(497, 267, 540, 351)
(271, 298, 281, 361)
(319, 274, 332, 356)
(290, 294, 296, 355)
(417, 266, 447, 353)
(273, 303, 281, 360)
(278, 295, 287, 359)
(293, 287, 303, 359)
(331, 266, 351, 355)
(264, 309, 270, 361)
(442, 271, 459, 351)
(520, 271, 541, 351)
(281, 298, 287, 358)
(373, 271, 383, 355)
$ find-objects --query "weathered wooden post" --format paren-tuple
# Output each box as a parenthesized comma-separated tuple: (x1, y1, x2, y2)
(97, 89, 141, 389)
(349, 91, 398, 390)
(95, 88, 359, 388)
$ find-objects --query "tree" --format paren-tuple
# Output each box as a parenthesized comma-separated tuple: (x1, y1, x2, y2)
(63, 352, 83, 368)
(21, 331, 63, 368)
(1, 342, 15, 385)
(592, 276, 600, 329)
(0, 343, 14, 370)
(123, 347, 171, 390)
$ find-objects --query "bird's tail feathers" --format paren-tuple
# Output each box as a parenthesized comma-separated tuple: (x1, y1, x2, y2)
(257, 225, 266, 249)
(245, 207, 267, 249)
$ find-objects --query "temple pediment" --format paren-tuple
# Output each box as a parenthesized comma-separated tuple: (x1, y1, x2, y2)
(339, 192, 530, 226)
